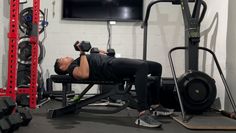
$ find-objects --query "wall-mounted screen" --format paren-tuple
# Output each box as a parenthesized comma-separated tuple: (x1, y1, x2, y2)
(62, 0, 143, 22)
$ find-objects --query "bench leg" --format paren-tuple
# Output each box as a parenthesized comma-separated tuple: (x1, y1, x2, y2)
(48, 89, 117, 118)
(62, 83, 71, 107)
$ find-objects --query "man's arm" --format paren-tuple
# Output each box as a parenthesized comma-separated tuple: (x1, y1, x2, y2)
(72, 53, 89, 79)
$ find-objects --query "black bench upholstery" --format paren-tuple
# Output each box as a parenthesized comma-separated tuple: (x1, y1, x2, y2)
(49, 75, 131, 107)
(50, 75, 119, 84)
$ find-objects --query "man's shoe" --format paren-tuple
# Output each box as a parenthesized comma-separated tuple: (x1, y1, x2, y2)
(135, 111, 162, 128)
(151, 105, 174, 116)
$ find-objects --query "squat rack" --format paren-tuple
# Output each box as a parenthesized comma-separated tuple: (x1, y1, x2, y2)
(0, 0, 40, 109)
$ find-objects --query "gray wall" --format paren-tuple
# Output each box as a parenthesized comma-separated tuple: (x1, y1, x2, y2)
(0, 0, 10, 88)
(225, 0, 236, 111)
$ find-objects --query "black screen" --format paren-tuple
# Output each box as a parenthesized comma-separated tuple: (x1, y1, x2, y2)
(62, 0, 143, 21)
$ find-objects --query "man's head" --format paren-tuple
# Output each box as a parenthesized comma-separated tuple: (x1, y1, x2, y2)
(54, 57, 74, 75)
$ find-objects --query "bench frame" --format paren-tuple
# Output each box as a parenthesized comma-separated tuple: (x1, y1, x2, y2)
(47, 75, 134, 118)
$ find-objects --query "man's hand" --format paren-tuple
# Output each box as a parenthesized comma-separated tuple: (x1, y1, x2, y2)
(99, 49, 107, 55)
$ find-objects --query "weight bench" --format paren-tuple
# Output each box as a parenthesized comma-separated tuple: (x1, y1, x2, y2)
(48, 75, 135, 118)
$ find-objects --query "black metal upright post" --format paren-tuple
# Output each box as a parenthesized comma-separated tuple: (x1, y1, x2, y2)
(180, 0, 203, 71)
(142, 0, 174, 60)
(142, 0, 197, 61)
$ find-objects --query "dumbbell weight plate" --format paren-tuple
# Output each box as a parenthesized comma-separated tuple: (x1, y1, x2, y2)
(107, 48, 115, 57)
(0, 97, 16, 118)
(18, 36, 44, 65)
(90, 47, 99, 53)
(0, 119, 10, 133)
(17, 107, 32, 126)
(73, 41, 91, 52)
(5, 113, 23, 132)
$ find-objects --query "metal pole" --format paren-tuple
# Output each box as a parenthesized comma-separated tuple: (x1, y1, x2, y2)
(6, 0, 20, 100)
(29, 0, 40, 109)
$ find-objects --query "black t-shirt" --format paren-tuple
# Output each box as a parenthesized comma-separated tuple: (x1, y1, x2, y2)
(67, 53, 115, 80)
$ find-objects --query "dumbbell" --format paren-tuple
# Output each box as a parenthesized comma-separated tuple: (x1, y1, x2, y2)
(0, 107, 33, 133)
(0, 118, 11, 133)
(90, 47, 99, 53)
(0, 97, 16, 119)
(16, 107, 32, 126)
(4, 113, 23, 132)
(107, 48, 115, 57)
(73, 41, 92, 52)
(0, 113, 23, 133)
(0, 118, 10, 133)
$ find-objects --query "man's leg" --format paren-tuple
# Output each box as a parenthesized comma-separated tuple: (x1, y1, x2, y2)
(110, 58, 149, 112)
(110, 58, 161, 127)
(146, 61, 174, 116)
(146, 60, 162, 76)
(145, 61, 162, 105)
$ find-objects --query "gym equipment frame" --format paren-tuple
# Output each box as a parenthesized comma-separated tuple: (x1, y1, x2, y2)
(169, 47, 236, 121)
(0, 0, 41, 109)
(142, 0, 236, 122)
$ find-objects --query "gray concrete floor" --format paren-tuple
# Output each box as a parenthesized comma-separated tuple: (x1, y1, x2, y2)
(14, 100, 236, 133)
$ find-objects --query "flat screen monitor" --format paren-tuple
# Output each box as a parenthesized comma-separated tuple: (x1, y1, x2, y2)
(62, 0, 143, 22)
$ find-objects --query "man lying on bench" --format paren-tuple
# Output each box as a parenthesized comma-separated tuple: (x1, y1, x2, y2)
(53, 41, 173, 128)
